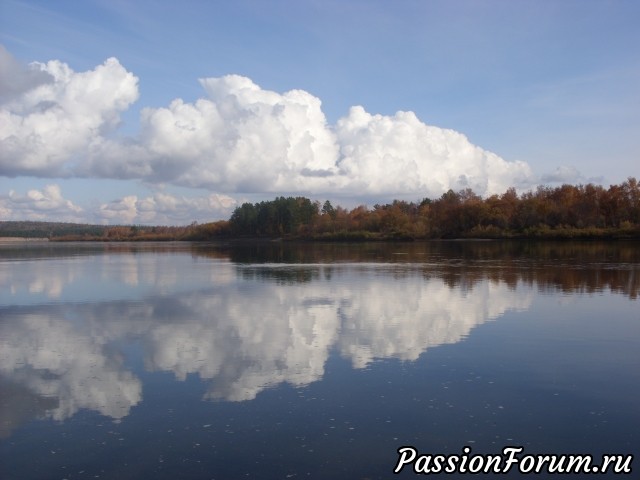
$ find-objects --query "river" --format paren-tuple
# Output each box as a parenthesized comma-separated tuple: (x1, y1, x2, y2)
(1, 241, 638, 478)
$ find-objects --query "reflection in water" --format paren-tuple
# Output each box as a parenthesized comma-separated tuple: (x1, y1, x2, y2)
(218, 240, 640, 299)
(1, 241, 638, 436)
(0, 309, 143, 426)
(1, 264, 533, 435)
(5, 240, 639, 299)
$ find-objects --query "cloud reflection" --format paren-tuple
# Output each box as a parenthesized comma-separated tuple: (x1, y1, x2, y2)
(0, 311, 142, 424)
(2, 240, 637, 433)
(0, 262, 532, 439)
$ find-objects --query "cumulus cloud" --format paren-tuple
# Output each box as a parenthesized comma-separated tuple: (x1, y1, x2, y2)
(98, 191, 238, 224)
(1, 184, 236, 224)
(100, 77, 534, 197)
(335, 106, 534, 195)
(0, 45, 54, 101)
(115, 75, 341, 191)
(0, 50, 138, 177)
(1, 48, 537, 200)
(0, 184, 84, 221)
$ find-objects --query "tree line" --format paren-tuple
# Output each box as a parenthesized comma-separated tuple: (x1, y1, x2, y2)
(220, 178, 640, 239)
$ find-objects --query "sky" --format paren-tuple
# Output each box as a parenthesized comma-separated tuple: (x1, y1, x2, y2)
(1, 0, 638, 225)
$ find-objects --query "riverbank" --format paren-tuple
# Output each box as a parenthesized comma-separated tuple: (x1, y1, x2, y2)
(0, 237, 50, 243)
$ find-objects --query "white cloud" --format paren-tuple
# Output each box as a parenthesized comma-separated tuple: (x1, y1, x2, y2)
(106, 77, 534, 197)
(0, 184, 84, 221)
(1, 48, 539, 204)
(335, 106, 534, 196)
(97, 191, 237, 224)
(0, 45, 54, 101)
(1, 184, 236, 225)
(99, 195, 139, 224)
(94, 74, 341, 191)
(0, 50, 138, 177)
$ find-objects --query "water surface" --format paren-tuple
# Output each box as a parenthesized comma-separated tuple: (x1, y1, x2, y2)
(1, 241, 638, 478)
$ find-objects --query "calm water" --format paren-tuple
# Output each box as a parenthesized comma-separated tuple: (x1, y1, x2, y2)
(1, 241, 638, 479)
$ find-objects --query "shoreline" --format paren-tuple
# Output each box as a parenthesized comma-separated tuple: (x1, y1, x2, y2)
(1, 233, 637, 243)
(0, 237, 50, 243)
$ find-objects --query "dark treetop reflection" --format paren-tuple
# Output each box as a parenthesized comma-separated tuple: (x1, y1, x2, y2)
(0, 241, 638, 479)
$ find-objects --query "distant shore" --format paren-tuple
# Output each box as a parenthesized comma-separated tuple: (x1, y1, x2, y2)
(0, 237, 50, 243)
(2, 178, 639, 242)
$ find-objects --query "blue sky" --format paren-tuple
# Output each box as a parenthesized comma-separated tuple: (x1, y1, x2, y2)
(1, 0, 638, 224)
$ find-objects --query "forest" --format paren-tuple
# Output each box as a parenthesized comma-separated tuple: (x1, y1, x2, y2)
(222, 177, 640, 240)
(2, 178, 639, 241)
